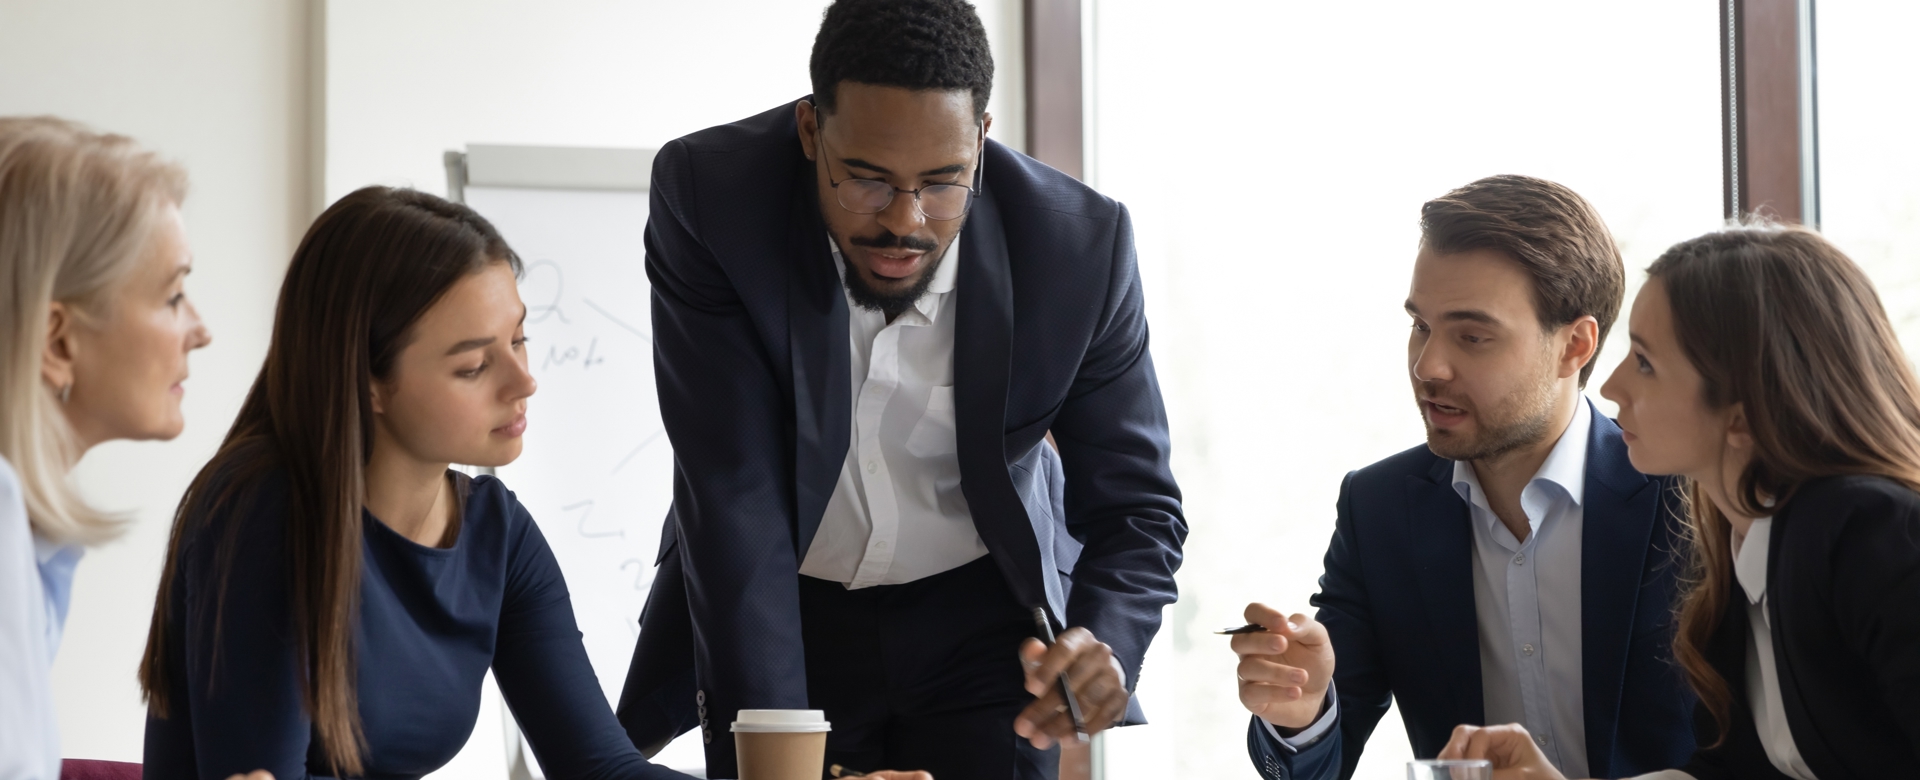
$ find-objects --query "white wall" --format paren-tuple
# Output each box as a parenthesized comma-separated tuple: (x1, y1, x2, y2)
(323, 0, 1025, 203)
(0, 0, 318, 762)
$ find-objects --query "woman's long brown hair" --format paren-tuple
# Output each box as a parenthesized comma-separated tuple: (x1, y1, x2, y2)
(138, 187, 519, 776)
(1650, 225, 1920, 744)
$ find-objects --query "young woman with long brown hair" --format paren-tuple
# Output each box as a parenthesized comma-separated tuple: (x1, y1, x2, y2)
(0, 117, 214, 780)
(135, 185, 933, 780)
(1440, 225, 1920, 778)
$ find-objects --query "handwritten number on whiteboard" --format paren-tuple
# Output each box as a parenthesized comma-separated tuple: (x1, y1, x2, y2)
(566, 499, 625, 539)
(620, 558, 647, 590)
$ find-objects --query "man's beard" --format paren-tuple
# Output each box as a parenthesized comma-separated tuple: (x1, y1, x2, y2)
(1418, 360, 1559, 463)
(841, 229, 949, 319)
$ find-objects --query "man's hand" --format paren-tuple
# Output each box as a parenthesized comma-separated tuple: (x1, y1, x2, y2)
(1232, 603, 1335, 731)
(223, 773, 273, 780)
(852, 772, 933, 779)
(1012, 627, 1128, 749)
(1438, 723, 1574, 780)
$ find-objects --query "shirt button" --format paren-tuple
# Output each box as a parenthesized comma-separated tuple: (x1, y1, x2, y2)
(866, 461, 877, 474)
(875, 540, 888, 549)
(1522, 643, 1535, 656)
(1513, 553, 1526, 565)
(1535, 733, 1550, 747)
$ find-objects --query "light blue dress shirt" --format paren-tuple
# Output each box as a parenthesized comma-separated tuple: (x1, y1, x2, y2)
(0, 454, 84, 780)
(1452, 400, 1590, 776)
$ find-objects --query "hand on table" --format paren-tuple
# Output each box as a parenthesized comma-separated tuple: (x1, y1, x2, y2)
(1232, 603, 1335, 731)
(1438, 723, 1575, 780)
(1013, 627, 1128, 749)
(839, 771, 933, 780)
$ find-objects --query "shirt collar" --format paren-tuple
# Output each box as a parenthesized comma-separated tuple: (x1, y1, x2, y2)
(1732, 516, 1772, 604)
(828, 234, 961, 322)
(1451, 397, 1594, 534)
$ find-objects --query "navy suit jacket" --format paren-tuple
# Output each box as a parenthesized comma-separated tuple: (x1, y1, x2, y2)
(615, 100, 1186, 777)
(1248, 407, 1695, 780)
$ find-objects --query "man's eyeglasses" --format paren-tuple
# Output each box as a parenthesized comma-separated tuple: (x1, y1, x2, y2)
(815, 121, 984, 222)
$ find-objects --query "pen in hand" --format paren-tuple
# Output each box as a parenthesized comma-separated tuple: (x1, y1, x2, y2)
(1031, 606, 1091, 745)
(1216, 623, 1268, 635)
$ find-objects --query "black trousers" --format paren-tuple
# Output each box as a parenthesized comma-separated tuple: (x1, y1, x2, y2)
(799, 556, 1059, 780)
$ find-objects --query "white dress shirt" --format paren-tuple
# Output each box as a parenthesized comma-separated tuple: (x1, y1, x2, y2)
(799, 237, 989, 588)
(1732, 517, 1819, 779)
(0, 454, 83, 780)
(1627, 518, 1819, 780)
(1262, 402, 1593, 768)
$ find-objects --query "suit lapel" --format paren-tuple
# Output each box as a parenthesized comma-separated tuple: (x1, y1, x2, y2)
(1578, 408, 1660, 778)
(952, 182, 1049, 615)
(1406, 457, 1485, 725)
(787, 154, 850, 560)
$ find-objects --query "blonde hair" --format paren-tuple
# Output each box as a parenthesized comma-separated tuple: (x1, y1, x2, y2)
(0, 116, 188, 545)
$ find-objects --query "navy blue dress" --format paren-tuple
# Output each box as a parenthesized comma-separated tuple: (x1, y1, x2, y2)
(143, 471, 685, 780)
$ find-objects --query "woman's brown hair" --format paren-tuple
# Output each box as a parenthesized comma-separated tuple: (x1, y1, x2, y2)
(1650, 224, 1920, 744)
(138, 186, 520, 776)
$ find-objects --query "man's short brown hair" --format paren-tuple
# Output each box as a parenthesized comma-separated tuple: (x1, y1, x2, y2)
(1420, 174, 1625, 385)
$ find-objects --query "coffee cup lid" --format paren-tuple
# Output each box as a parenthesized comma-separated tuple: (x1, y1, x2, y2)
(730, 709, 832, 733)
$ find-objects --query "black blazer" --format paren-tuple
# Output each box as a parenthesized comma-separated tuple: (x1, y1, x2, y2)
(615, 99, 1187, 777)
(1680, 475, 1920, 779)
(1247, 408, 1697, 780)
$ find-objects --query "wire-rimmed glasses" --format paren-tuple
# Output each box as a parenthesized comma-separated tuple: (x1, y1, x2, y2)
(815, 121, 984, 221)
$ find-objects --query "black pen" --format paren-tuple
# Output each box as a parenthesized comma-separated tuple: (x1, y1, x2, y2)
(1031, 606, 1091, 744)
(1216, 623, 1268, 635)
(829, 764, 865, 778)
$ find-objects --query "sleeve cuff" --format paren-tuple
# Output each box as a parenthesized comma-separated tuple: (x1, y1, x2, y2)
(1258, 681, 1339, 754)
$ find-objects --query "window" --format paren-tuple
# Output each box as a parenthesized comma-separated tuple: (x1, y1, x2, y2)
(1089, 2, 1722, 775)
(1817, 1, 1920, 355)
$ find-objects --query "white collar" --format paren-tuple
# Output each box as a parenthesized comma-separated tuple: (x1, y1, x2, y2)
(828, 234, 961, 322)
(1732, 516, 1773, 605)
(1452, 397, 1594, 537)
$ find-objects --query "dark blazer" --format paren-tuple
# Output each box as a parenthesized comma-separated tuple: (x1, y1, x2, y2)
(1248, 406, 1696, 780)
(1678, 475, 1920, 780)
(616, 100, 1187, 777)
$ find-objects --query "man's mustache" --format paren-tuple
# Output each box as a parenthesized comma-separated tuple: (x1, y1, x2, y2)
(849, 230, 938, 252)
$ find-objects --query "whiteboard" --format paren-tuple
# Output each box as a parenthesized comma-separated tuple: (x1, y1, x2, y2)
(440, 145, 707, 777)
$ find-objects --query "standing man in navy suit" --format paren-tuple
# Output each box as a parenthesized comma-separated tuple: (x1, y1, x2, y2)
(1232, 176, 1695, 780)
(614, 1, 1186, 778)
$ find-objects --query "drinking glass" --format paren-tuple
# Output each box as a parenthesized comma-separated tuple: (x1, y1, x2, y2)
(1407, 759, 1492, 780)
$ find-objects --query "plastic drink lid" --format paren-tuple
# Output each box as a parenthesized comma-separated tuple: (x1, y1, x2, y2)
(731, 709, 832, 733)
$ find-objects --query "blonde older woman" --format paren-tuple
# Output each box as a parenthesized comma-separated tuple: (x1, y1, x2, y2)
(0, 117, 212, 779)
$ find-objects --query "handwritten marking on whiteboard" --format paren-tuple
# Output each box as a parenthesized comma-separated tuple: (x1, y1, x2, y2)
(564, 499, 625, 539)
(610, 429, 666, 476)
(522, 261, 572, 324)
(583, 298, 650, 341)
(541, 338, 605, 371)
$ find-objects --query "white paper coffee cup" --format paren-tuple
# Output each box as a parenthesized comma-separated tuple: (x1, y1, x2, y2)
(733, 710, 831, 780)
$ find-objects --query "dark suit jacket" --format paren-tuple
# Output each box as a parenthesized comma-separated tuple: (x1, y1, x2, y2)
(1678, 475, 1920, 780)
(1248, 407, 1697, 780)
(615, 100, 1187, 777)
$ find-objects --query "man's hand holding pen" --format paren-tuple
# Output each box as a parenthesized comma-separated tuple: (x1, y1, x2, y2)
(1013, 627, 1129, 749)
(1230, 603, 1336, 732)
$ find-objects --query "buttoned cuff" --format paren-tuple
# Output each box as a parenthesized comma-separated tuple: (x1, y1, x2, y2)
(1258, 681, 1339, 753)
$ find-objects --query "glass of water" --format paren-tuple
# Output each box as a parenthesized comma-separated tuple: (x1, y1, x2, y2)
(1407, 759, 1492, 780)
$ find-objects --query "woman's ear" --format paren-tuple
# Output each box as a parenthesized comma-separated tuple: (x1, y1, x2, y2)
(368, 379, 387, 416)
(41, 301, 77, 396)
(1725, 403, 1755, 451)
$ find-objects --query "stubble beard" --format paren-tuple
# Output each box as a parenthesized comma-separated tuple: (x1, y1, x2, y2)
(1420, 358, 1561, 464)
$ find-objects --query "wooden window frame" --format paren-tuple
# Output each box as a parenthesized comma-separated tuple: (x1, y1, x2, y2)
(1724, 0, 1820, 226)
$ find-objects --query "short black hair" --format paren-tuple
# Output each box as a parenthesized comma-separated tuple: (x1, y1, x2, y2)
(809, 0, 995, 120)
